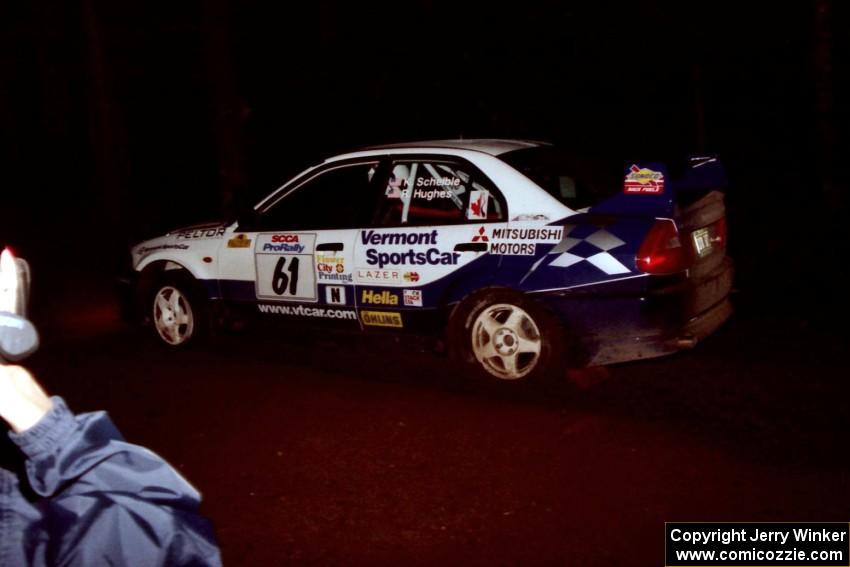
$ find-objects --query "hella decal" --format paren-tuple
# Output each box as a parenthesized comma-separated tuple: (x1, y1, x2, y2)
(361, 289, 399, 306)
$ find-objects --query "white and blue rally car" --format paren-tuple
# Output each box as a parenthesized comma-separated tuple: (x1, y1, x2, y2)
(124, 139, 733, 382)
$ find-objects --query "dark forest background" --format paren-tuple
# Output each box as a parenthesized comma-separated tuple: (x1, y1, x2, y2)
(0, 0, 846, 312)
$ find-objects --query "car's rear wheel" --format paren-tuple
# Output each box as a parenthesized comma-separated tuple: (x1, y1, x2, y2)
(449, 289, 563, 383)
(150, 272, 207, 347)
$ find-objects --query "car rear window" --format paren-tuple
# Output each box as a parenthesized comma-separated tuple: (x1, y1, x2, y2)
(500, 147, 620, 210)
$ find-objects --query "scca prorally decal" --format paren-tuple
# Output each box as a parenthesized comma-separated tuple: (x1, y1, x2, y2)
(260, 233, 307, 253)
(176, 227, 225, 240)
(361, 229, 459, 269)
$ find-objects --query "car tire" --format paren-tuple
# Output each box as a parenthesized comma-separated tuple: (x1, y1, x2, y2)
(448, 289, 563, 383)
(149, 271, 208, 348)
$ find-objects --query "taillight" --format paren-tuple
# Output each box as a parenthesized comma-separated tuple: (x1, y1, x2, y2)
(713, 216, 727, 249)
(636, 219, 690, 274)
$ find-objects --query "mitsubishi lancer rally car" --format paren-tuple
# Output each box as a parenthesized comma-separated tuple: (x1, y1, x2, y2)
(124, 139, 733, 382)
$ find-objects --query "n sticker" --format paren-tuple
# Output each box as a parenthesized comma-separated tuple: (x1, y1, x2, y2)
(325, 286, 346, 305)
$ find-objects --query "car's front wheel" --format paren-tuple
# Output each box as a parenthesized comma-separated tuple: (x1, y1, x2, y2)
(149, 273, 207, 347)
(449, 289, 563, 383)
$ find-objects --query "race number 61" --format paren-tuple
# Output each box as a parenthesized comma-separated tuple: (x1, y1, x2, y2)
(255, 233, 317, 301)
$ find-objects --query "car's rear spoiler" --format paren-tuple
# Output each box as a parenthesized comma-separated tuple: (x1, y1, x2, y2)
(589, 155, 727, 218)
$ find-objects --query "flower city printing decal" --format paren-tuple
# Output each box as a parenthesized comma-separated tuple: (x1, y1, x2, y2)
(255, 233, 318, 302)
(316, 252, 352, 283)
(360, 310, 403, 328)
(623, 165, 665, 194)
(471, 226, 564, 256)
(175, 226, 226, 240)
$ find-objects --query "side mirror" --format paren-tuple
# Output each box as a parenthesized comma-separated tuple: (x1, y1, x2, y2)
(233, 194, 260, 232)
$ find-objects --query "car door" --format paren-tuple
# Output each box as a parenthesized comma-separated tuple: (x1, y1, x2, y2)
(353, 156, 509, 332)
(218, 158, 382, 326)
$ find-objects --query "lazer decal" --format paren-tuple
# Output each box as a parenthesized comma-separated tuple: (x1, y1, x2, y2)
(467, 190, 489, 220)
(361, 289, 399, 306)
(227, 234, 252, 248)
(361, 310, 403, 328)
(356, 269, 404, 283)
(403, 272, 420, 283)
(624, 165, 665, 194)
(176, 227, 225, 240)
(403, 289, 422, 307)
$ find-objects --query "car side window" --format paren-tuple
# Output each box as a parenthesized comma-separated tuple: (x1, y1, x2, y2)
(374, 159, 504, 227)
(258, 162, 380, 230)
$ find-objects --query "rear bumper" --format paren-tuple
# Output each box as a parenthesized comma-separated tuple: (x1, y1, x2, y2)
(544, 257, 734, 366)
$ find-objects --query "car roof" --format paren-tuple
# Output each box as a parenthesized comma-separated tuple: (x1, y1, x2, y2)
(333, 139, 549, 160)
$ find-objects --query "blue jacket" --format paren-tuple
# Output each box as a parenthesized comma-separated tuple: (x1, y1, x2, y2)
(0, 397, 222, 566)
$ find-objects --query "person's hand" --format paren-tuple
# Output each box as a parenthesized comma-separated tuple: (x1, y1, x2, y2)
(0, 365, 53, 433)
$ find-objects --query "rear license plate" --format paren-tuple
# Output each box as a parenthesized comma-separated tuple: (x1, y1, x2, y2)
(692, 227, 713, 257)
